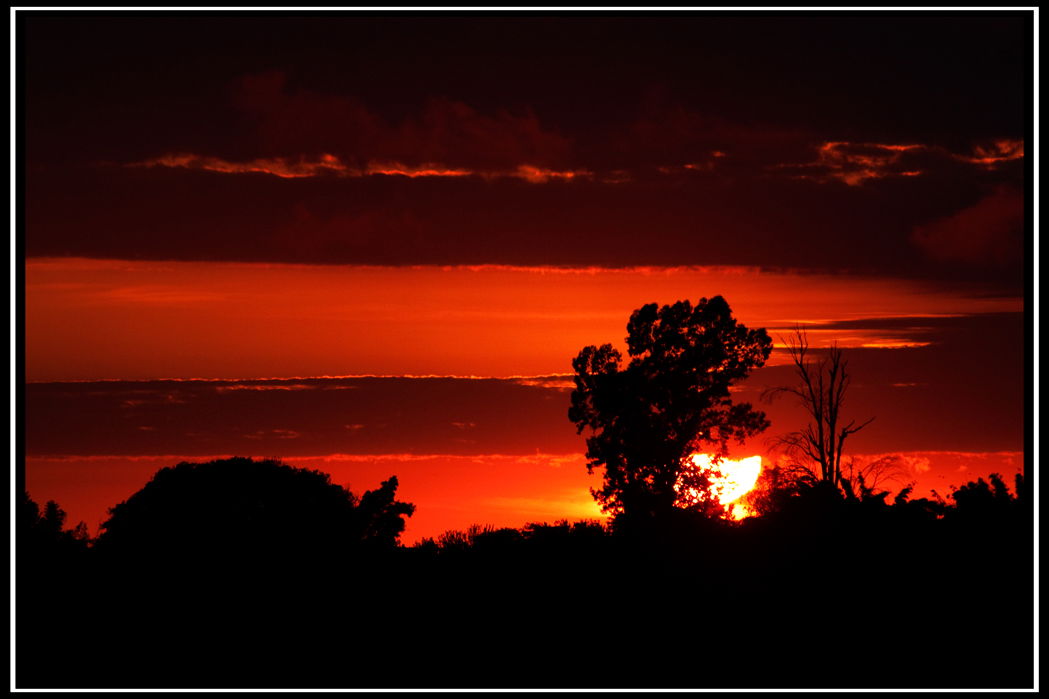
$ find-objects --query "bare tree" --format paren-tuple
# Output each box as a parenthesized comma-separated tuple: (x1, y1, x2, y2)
(763, 328, 874, 492)
(840, 454, 912, 502)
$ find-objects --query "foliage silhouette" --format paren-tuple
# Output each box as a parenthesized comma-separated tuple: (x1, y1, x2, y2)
(16, 466, 1033, 690)
(94, 456, 414, 563)
(16, 459, 1032, 689)
(947, 472, 1030, 535)
(569, 295, 772, 521)
(18, 491, 90, 568)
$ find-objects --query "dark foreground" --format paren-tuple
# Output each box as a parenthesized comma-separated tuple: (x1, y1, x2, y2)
(18, 493, 1033, 690)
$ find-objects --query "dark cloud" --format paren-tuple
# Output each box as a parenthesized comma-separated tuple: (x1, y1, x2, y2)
(22, 13, 1029, 165)
(116, 66, 1025, 186)
(25, 311, 1024, 458)
(911, 184, 1025, 267)
(24, 154, 1024, 288)
(25, 377, 582, 457)
(229, 70, 573, 170)
(20, 12, 1030, 288)
(772, 140, 1023, 186)
(774, 311, 1021, 346)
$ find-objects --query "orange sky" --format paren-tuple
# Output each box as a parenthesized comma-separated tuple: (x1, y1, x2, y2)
(26, 258, 1021, 381)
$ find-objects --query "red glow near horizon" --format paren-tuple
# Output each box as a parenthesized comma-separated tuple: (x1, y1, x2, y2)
(24, 453, 607, 543)
(25, 450, 1023, 544)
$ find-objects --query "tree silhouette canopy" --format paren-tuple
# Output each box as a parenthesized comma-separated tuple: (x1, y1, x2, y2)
(569, 296, 772, 520)
(94, 457, 414, 562)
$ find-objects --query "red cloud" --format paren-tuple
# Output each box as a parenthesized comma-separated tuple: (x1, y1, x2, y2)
(807, 141, 925, 185)
(136, 153, 350, 179)
(773, 140, 1024, 186)
(957, 139, 1024, 167)
(130, 152, 595, 184)
(911, 185, 1024, 266)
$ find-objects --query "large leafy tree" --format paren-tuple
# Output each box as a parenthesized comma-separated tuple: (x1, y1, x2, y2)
(569, 296, 772, 519)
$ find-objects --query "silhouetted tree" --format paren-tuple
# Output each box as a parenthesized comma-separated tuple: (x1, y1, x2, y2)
(569, 296, 772, 520)
(356, 475, 416, 548)
(18, 491, 90, 567)
(94, 457, 414, 563)
(764, 328, 873, 493)
(949, 472, 1026, 523)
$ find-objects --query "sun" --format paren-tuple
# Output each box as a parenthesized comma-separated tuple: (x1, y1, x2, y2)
(674, 453, 762, 519)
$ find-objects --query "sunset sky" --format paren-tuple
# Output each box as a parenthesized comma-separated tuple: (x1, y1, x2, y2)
(20, 11, 1031, 542)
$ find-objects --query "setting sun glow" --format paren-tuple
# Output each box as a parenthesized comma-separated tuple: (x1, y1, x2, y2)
(677, 454, 762, 519)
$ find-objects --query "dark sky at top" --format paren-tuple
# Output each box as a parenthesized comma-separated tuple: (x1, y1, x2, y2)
(21, 11, 1031, 287)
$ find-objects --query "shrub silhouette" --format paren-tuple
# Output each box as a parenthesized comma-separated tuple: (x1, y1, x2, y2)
(950, 472, 1020, 516)
(18, 491, 90, 573)
(93, 457, 413, 564)
(17, 472, 1033, 690)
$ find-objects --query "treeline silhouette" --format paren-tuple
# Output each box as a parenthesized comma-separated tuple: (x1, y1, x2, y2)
(17, 457, 1032, 689)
